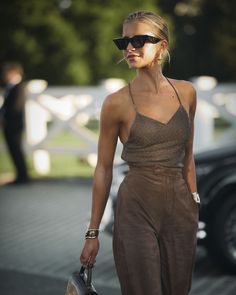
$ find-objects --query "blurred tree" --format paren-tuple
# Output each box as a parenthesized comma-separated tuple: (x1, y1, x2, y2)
(158, 0, 236, 81)
(61, 0, 170, 83)
(2, 0, 233, 84)
(0, 0, 90, 84)
(1, 0, 169, 85)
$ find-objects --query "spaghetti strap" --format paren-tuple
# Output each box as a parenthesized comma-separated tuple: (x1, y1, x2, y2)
(128, 83, 137, 111)
(166, 77, 182, 105)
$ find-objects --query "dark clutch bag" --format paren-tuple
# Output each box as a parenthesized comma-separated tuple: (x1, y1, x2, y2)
(65, 266, 98, 295)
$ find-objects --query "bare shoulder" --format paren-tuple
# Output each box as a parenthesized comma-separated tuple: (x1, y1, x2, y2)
(169, 79, 195, 97)
(101, 85, 130, 120)
(103, 86, 128, 107)
(179, 80, 196, 99)
(169, 78, 196, 106)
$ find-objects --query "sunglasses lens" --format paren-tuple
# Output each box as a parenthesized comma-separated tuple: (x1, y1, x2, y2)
(131, 36, 145, 48)
(113, 39, 127, 50)
(113, 35, 158, 50)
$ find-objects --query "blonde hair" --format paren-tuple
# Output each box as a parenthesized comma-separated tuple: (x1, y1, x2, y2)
(123, 11, 170, 63)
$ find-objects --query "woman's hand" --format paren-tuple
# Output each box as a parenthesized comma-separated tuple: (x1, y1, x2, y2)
(80, 238, 100, 267)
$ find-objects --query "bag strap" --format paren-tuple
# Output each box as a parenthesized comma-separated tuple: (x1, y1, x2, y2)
(79, 266, 93, 287)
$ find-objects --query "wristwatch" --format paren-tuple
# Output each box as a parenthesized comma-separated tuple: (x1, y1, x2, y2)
(192, 192, 200, 203)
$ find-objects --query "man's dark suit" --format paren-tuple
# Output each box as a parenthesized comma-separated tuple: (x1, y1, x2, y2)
(1, 82, 29, 183)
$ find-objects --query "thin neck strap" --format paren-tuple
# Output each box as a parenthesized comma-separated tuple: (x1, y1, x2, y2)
(129, 78, 182, 109)
(166, 77, 182, 105)
(128, 83, 137, 110)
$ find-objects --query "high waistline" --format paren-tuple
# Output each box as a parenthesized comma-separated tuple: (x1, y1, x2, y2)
(128, 164, 184, 178)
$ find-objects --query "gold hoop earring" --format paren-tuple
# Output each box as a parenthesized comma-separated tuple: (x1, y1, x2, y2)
(157, 52, 163, 64)
(166, 50, 171, 64)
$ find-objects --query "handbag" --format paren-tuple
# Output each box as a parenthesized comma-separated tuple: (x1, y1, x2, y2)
(65, 265, 99, 295)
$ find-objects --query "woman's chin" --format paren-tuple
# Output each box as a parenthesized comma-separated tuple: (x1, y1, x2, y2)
(128, 64, 138, 69)
(127, 60, 154, 69)
(127, 61, 143, 69)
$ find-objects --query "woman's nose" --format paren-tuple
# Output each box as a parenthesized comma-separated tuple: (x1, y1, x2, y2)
(126, 42, 135, 50)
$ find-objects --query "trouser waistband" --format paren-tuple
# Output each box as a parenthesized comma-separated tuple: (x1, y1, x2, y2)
(129, 164, 184, 177)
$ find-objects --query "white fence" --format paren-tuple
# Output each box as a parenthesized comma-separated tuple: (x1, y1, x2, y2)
(0, 77, 236, 175)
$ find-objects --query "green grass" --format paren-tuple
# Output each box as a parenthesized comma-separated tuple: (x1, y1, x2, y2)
(46, 131, 87, 147)
(0, 150, 95, 179)
(213, 117, 232, 139)
(0, 117, 231, 182)
(0, 123, 97, 182)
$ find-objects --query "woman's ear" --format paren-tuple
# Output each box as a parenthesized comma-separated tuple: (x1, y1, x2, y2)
(155, 40, 169, 65)
(161, 40, 168, 51)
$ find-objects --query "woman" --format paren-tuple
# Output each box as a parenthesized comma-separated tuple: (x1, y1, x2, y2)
(80, 11, 200, 295)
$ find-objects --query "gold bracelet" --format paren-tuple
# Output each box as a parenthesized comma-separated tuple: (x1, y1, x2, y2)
(85, 229, 99, 239)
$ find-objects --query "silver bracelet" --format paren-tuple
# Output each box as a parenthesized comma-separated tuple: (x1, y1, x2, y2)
(192, 192, 200, 203)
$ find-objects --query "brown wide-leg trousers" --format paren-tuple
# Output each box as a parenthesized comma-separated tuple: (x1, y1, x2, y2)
(113, 165, 199, 295)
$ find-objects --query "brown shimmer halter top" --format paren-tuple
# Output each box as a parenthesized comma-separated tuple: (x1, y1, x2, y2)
(121, 78, 191, 168)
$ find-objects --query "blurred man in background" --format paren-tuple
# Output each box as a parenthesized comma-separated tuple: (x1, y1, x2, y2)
(0, 62, 29, 184)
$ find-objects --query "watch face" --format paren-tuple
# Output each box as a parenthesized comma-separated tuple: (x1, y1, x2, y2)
(192, 193, 200, 203)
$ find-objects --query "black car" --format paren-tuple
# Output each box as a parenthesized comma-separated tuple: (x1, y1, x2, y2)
(101, 145, 236, 273)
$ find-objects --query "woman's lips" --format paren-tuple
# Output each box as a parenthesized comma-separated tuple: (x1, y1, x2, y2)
(127, 54, 140, 60)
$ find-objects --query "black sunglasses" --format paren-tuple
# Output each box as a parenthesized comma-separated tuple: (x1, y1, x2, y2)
(113, 34, 161, 50)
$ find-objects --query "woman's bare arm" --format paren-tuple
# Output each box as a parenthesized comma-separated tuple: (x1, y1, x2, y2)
(80, 93, 121, 266)
(89, 95, 121, 229)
